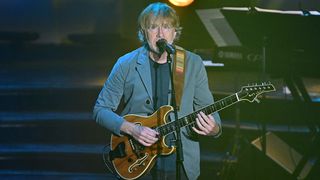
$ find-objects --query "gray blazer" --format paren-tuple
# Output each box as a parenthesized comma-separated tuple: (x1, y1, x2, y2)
(93, 46, 221, 180)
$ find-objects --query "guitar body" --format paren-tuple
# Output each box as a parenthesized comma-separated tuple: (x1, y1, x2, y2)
(111, 105, 175, 180)
(108, 83, 276, 179)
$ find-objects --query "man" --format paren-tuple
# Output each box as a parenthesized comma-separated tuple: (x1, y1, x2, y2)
(93, 2, 221, 180)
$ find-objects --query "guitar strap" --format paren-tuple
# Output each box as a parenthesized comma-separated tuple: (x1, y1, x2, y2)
(173, 46, 198, 140)
(173, 45, 186, 110)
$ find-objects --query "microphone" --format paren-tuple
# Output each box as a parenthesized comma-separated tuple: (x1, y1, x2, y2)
(156, 39, 176, 54)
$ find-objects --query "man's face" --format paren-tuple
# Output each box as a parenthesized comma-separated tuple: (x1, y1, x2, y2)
(145, 17, 176, 54)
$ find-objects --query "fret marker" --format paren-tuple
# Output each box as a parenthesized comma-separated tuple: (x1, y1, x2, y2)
(184, 117, 188, 124)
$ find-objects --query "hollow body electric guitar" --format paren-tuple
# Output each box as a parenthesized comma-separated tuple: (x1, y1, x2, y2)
(109, 83, 275, 179)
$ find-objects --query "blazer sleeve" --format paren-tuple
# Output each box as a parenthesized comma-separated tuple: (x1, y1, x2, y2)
(93, 59, 126, 136)
(193, 56, 222, 138)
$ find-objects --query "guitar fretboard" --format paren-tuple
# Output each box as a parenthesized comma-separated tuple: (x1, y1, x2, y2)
(155, 93, 239, 136)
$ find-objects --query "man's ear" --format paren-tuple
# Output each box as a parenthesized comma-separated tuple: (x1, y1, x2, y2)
(173, 31, 177, 41)
(142, 29, 148, 42)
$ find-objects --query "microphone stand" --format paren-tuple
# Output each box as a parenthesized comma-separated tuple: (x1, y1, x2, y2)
(260, 36, 267, 155)
(166, 52, 183, 180)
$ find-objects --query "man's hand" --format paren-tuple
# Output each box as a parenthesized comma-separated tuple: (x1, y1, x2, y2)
(121, 121, 159, 146)
(192, 111, 220, 136)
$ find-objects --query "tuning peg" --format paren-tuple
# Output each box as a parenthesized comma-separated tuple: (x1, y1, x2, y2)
(254, 98, 260, 103)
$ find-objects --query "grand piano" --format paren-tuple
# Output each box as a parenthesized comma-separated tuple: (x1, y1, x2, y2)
(197, 7, 320, 179)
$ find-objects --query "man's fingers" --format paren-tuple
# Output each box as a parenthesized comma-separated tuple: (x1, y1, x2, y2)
(198, 112, 214, 127)
(196, 118, 210, 134)
(192, 126, 206, 135)
(138, 139, 153, 147)
(134, 126, 159, 146)
(196, 114, 210, 133)
(194, 112, 217, 135)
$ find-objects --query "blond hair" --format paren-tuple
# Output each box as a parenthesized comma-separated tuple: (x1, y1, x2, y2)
(137, 2, 182, 44)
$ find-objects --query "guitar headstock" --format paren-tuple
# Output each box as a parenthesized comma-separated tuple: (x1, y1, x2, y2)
(238, 82, 276, 102)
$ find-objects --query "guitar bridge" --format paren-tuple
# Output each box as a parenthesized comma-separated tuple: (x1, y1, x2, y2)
(129, 138, 145, 156)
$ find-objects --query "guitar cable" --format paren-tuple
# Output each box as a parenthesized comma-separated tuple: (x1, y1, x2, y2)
(102, 145, 121, 179)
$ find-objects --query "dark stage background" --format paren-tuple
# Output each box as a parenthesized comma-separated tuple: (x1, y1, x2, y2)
(1, 0, 320, 179)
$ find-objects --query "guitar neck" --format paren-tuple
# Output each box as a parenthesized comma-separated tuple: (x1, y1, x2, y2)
(156, 93, 240, 136)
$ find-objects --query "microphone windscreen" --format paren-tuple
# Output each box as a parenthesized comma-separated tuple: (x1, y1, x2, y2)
(156, 39, 167, 54)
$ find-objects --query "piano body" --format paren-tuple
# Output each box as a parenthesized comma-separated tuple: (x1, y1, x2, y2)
(196, 7, 320, 179)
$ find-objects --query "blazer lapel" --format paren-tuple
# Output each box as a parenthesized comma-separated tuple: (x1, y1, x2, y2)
(136, 47, 153, 104)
